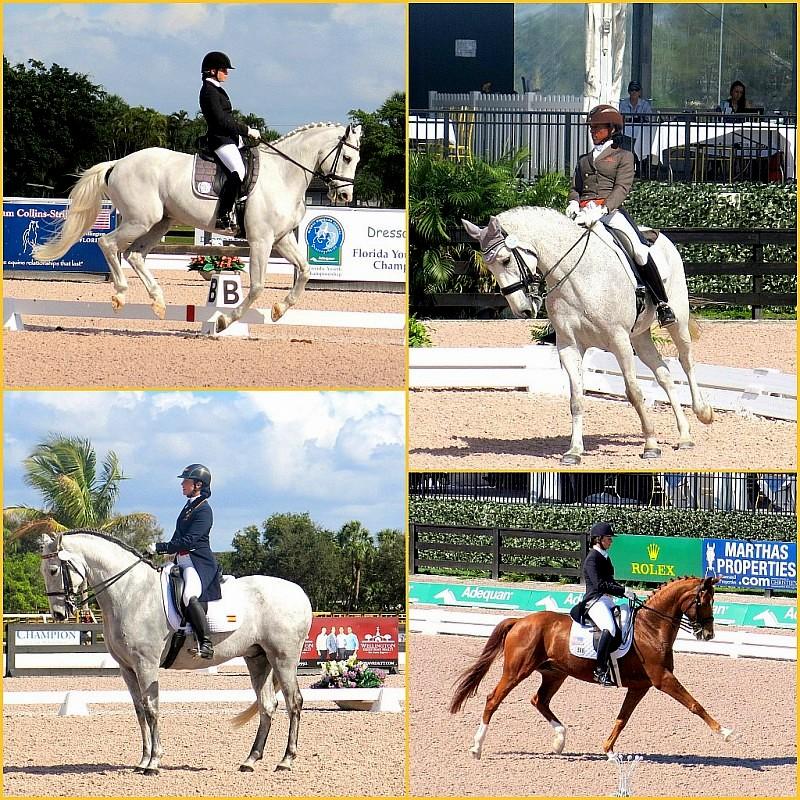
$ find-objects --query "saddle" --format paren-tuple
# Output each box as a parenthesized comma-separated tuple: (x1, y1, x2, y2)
(192, 138, 260, 201)
(567, 602, 635, 663)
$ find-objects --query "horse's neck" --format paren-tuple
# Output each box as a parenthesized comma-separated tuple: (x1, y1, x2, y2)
(68, 534, 156, 598)
(641, 579, 697, 640)
(273, 126, 340, 171)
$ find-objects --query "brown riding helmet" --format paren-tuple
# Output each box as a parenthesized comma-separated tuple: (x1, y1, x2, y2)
(587, 104, 624, 132)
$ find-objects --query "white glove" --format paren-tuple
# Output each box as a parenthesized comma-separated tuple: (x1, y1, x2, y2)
(247, 127, 261, 141)
(624, 589, 637, 601)
(583, 202, 608, 225)
(565, 200, 580, 220)
(146, 542, 158, 555)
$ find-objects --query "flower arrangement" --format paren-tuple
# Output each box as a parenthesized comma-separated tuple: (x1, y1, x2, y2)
(311, 655, 387, 689)
(187, 253, 246, 278)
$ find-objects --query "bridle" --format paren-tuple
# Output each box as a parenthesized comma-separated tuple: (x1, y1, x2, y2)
(633, 582, 714, 636)
(259, 124, 360, 189)
(41, 544, 150, 617)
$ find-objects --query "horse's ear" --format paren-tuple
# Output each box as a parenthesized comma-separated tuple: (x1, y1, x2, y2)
(702, 575, 721, 589)
(461, 218, 484, 241)
(486, 215, 502, 237)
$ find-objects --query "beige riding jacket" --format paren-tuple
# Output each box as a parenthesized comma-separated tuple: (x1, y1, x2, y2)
(568, 146, 635, 213)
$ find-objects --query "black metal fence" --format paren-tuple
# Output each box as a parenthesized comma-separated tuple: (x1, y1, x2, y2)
(409, 472, 797, 515)
(409, 109, 797, 185)
(410, 522, 587, 580)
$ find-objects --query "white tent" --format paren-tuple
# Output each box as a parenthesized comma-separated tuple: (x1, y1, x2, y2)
(583, 3, 627, 111)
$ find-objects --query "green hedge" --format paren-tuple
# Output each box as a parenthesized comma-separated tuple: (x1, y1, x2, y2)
(409, 499, 795, 541)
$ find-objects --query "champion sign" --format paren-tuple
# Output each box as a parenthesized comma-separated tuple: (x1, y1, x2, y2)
(703, 538, 797, 590)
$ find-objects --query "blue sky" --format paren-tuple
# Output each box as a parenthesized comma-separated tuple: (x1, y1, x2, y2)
(4, 391, 406, 550)
(4, 3, 405, 132)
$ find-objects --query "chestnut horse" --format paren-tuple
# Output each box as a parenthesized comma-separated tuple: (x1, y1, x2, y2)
(450, 576, 735, 758)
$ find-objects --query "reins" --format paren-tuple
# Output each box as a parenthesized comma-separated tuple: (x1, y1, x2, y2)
(632, 584, 713, 635)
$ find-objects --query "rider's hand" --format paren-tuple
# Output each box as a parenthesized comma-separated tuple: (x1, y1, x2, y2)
(146, 542, 158, 555)
(565, 200, 580, 220)
(247, 127, 261, 141)
(624, 589, 637, 601)
(583, 202, 608, 224)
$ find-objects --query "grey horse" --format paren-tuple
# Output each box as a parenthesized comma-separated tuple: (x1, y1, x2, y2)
(38, 529, 312, 774)
(463, 207, 714, 464)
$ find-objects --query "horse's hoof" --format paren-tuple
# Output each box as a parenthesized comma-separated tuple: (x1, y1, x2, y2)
(111, 296, 123, 313)
(561, 453, 581, 466)
(271, 302, 287, 322)
(641, 448, 662, 459)
(274, 763, 292, 772)
(675, 441, 695, 450)
(469, 748, 482, 760)
(152, 303, 166, 321)
(697, 406, 714, 425)
(215, 315, 229, 333)
(143, 767, 159, 776)
(133, 767, 145, 774)
(239, 764, 255, 773)
(720, 726, 736, 742)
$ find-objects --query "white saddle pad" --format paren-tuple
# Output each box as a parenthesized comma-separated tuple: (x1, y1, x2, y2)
(568, 614, 635, 661)
(160, 569, 243, 633)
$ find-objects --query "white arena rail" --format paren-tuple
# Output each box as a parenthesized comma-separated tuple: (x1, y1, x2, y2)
(410, 608, 796, 661)
(4, 299, 405, 332)
(409, 345, 796, 422)
(3, 687, 404, 716)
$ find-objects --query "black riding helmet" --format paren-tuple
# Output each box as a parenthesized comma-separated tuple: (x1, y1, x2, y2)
(201, 51, 234, 73)
(178, 463, 212, 491)
(589, 521, 615, 546)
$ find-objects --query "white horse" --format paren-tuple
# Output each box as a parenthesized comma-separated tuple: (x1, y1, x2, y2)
(462, 207, 714, 464)
(37, 529, 312, 774)
(33, 122, 361, 332)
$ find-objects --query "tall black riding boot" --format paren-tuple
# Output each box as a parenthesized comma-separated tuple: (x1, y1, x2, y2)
(186, 597, 214, 659)
(593, 630, 615, 687)
(216, 172, 242, 232)
(640, 254, 677, 327)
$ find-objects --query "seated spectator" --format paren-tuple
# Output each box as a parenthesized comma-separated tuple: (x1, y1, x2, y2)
(619, 81, 653, 118)
(716, 80, 748, 114)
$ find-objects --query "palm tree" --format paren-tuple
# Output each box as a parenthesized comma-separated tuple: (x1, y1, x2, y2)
(6, 434, 159, 549)
(336, 521, 374, 611)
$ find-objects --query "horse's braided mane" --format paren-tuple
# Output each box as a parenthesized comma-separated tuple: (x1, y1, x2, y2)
(272, 121, 342, 145)
(645, 575, 700, 603)
(64, 528, 158, 568)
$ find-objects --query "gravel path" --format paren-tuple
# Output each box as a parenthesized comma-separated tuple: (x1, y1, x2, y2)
(410, 319, 796, 470)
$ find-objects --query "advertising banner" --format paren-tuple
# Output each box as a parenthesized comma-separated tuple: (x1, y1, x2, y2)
(3, 198, 116, 274)
(703, 538, 797, 591)
(301, 207, 405, 282)
(611, 535, 699, 582)
(302, 616, 399, 670)
(14, 628, 81, 646)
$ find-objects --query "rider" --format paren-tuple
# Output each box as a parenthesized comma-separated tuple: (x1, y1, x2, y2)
(147, 464, 220, 659)
(566, 104, 677, 328)
(581, 522, 636, 687)
(199, 51, 261, 233)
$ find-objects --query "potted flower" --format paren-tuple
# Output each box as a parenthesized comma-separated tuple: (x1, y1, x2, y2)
(187, 253, 246, 281)
(311, 655, 388, 710)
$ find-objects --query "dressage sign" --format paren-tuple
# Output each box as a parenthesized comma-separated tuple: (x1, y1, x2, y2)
(3, 198, 115, 274)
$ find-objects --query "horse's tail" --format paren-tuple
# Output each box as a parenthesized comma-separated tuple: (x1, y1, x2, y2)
(33, 161, 116, 262)
(231, 700, 259, 728)
(449, 617, 519, 714)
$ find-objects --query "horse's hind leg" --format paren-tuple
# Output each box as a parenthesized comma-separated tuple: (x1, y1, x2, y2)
(630, 331, 693, 448)
(124, 218, 173, 319)
(531, 670, 569, 753)
(603, 685, 649, 755)
(116, 661, 153, 772)
(239, 650, 277, 772)
(270, 233, 310, 321)
(271, 654, 304, 770)
(668, 319, 714, 425)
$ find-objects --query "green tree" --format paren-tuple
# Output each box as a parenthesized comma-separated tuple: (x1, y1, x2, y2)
(3, 511, 48, 612)
(6, 434, 161, 550)
(362, 528, 405, 611)
(350, 91, 405, 208)
(336, 520, 375, 611)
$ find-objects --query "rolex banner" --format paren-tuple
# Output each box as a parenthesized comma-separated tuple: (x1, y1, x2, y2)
(611, 535, 699, 582)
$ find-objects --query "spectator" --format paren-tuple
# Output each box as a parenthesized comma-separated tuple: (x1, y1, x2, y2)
(326, 626, 339, 661)
(717, 80, 748, 114)
(315, 626, 328, 664)
(336, 626, 347, 661)
(481, 81, 492, 94)
(619, 80, 653, 118)
(345, 626, 359, 659)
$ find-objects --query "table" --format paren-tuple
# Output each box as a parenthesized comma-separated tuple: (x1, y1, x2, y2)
(408, 115, 456, 148)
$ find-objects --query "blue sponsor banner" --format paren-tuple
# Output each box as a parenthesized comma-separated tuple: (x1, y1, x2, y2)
(3, 198, 115, 274)
(702, 537, 797, 591)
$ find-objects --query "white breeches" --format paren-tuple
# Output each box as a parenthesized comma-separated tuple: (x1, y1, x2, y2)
(214, 143, 246, 181)
(587, 595, 617, 634)
(604, 209, 649, 265)
(176, 553, 202, 604)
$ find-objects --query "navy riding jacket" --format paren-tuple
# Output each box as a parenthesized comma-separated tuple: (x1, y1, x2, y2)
(199, 80, 248, 150)
(155, 497, 221, 602)
(582, 548, 625, 603)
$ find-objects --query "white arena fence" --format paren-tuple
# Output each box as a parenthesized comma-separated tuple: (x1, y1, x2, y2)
(410, 608, 796, 661)
(3, 687, 404, 716)
(409, 345, 796, 422)
(4, 299, 406, 333)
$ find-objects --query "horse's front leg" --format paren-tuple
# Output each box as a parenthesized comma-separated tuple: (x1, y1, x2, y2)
(137, 671, 163, 775)
(271, 233, 310, 322)
(117, 663, 152, 772)
(610, 336, 661, 458)
(557, 343, 585, 465)
(216, 234, 274, 333)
